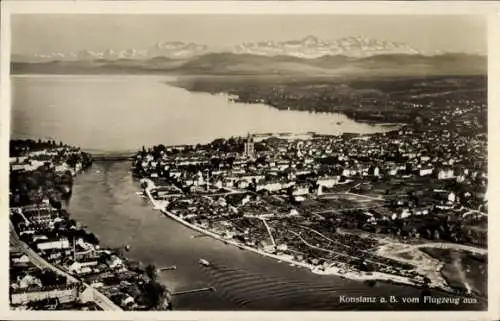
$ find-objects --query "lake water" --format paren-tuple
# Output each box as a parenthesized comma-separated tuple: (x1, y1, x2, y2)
(10, 75, 480, 310)
(11, 75, 397, 153)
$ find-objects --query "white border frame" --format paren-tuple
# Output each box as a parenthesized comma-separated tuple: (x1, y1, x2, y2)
(1, 2, 499, 321)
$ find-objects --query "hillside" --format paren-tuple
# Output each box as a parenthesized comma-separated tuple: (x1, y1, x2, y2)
(11, 53, 486, 77)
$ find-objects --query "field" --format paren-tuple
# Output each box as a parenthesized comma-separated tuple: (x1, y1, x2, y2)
(299, 192, 385, 216)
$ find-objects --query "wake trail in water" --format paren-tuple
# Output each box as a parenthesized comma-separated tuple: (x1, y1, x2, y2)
(200, 262, 371, 310)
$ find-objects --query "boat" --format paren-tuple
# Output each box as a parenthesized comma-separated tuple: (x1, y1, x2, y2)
(199, 258, 210, 267)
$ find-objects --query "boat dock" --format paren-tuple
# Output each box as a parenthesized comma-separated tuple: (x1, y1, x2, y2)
(172, 287, 216, 296)
(158, 265, 177, 272)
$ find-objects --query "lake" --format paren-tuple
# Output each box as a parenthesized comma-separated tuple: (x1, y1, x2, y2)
(11, 75, 397, 153)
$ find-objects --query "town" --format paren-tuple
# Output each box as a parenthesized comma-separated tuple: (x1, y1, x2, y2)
(9, 140, 172, 311)
(133, 90, 487, 299)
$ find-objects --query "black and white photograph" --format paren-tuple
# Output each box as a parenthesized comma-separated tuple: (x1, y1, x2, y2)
(1, 1, 497, 318)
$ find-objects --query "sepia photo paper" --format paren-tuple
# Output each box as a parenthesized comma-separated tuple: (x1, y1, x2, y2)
(1, 1, 499, 321)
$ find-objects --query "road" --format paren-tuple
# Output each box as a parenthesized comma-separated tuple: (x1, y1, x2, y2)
(345, 192, 385, 201)
(408, 242, 487, 256)
(294, 224, 352, 249)
(259, 217, 276, 246)
(9, 222, 122, 311)
(462, 207, 487, 218)
(312, 205, 385, 215)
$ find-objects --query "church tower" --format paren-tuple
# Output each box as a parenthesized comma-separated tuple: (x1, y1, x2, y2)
(243, 133, 255, 159)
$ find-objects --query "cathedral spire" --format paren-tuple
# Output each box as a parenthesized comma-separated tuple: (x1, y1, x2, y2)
(243, 133, 255, 159)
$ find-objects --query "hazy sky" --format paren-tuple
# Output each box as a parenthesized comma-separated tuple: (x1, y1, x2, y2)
(12, 14, 486, 55)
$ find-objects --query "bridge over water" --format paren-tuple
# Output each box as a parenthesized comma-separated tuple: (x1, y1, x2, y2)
(91, 153, 136, 162)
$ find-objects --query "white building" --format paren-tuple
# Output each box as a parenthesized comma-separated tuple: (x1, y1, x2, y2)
(106, 255, 123, 269)
(276, 244, 288, 252)
(12, 254, 30, 265)
(419, 168, 434, 176)
(69, 260, 98, 275)
(36, 238, 70, 251)
(256, 181, 294, 192)
(10, 156, 28, 164)
(342, 169, 357, 177)
(447, 192, 456, 203)
(292, 186, 309, 196)
(438, 168, 455, 180)
(18, 274, 42, 289)
(121, 295, 135, 307)
(317, 177, 339, 188)
(55, 164, 69, 173)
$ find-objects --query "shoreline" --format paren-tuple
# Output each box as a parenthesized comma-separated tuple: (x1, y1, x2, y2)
(141, 179, 432, 291)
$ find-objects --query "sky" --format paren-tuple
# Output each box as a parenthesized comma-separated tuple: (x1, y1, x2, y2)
(11, 14, 487, 55)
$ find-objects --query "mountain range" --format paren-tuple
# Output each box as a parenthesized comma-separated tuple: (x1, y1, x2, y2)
(232, 35, 423, 59)
(12, 41, 210, 63)
(11, 36, 487, 77)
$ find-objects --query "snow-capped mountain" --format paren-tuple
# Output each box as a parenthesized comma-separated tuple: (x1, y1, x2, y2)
(21, 41, 209, 62)
(13, 35, 484, 64)
(232, 35, 421, 58)
(149, 41, 209, 59)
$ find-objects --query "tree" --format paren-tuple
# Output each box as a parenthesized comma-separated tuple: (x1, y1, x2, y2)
(145, 264, 157, 281)
(59, 209, 70, 220)
(40, 270, 59, 286)
(49, 198, 62, 210)
(141, 263, 171, 309)
(143, 280, 168, 309)
(86, 232, 99, 245)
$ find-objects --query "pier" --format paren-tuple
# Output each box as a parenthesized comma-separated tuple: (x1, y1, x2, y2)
(172, 287, 216, 296)
(157, 265, 177, 272)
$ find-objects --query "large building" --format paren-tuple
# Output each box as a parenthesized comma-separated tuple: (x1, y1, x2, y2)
(243, 133, 255, 159)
